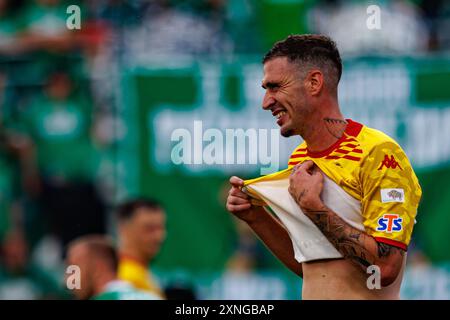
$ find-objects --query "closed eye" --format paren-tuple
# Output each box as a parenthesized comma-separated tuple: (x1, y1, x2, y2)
(262, 82, 280, 90)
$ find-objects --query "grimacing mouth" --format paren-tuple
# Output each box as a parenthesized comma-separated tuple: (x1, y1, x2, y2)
(271, 107, 287, 119)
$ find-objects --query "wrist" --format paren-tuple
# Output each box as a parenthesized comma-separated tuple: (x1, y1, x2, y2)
(244, 206, 268, 225)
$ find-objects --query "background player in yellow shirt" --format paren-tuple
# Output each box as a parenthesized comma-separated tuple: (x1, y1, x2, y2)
(226, 35, 421, 299)
(116, 199, 166, 298)
(66, 235, 160, 300)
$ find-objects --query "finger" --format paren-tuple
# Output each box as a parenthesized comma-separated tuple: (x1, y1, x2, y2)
(288, 185, 294, 195)
(316, 172, 324, 184)
(312, 168, 324, 180)
(300, 160, 315, 171)
(291, 164, 299, 175)
(229, 186, 249, 199)
(227, 203, 251, 212)
(228, 196, 251, 205)
(229, 176, 244, 187)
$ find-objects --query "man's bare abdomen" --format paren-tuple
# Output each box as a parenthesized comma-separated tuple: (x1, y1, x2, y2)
(301, 256, 406, 300)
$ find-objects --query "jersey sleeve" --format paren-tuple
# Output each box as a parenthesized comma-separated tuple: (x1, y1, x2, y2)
(360, 140, 422, 250)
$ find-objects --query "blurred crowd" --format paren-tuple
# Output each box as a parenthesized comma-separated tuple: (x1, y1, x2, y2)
(0, 0, 447, 299)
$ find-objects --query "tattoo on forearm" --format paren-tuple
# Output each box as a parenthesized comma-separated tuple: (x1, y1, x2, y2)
(349, 232, 361, 241)
(323, 118, 348, 139)
(377, 242, 404, 258)
(302, 205, 405, 283)
(303, 208, 376, 269)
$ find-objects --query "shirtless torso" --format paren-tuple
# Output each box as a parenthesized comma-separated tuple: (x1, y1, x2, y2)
(302, 257, 406, 299)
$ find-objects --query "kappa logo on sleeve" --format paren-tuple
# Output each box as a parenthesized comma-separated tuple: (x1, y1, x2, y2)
(380, 188, 405, 203)
(376, 214, 403, 233)
(378, 155, 402, 170)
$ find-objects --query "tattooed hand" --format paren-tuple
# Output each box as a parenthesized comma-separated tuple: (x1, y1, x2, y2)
(288, 160, 325, 211)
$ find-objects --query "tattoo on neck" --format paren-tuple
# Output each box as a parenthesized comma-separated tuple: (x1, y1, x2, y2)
(324, 118, 348, 125)
(323, 118, 348, 140)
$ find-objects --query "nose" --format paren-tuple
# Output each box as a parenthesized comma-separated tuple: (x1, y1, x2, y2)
(262, 92, 276, 110)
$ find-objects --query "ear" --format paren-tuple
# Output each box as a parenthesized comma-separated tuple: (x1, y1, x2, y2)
(305, 70, 324, 96)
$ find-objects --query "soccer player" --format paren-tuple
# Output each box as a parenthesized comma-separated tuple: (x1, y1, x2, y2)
(226, 35, 422, 299)
(65, 235, 159, 300)
(116, 199, 166, 298)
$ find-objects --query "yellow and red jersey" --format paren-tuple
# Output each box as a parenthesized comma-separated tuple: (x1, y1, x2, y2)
(287, 119, 421, 250)
(118, 255, 165, 299)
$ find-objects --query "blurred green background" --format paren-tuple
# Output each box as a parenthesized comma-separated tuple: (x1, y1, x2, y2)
(1, 0, 450, 299)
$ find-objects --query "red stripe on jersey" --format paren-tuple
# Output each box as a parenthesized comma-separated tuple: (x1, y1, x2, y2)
(335, 148, 351, 154)
(374, 237, 407, 251)
(345, 119, 364, 137)
(290, 153, 307, 159)
(341, 137, 357, 143)
(288, 161, 300, 166)
(289, 119, 363, 160)
(342, 155, 361, 161)
(352, 149, 363, 154)
(325, 155, 340, 160)
(341, 143, 357, 148)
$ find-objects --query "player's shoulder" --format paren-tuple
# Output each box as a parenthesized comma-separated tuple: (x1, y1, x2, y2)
(357, 123, 403, 154)
(288, 140, 307, 167)
(358, 124, 399, 147)
(289, 140, 307, 156)
(288, 119, 401, 156)
(356, 122, 414, 172)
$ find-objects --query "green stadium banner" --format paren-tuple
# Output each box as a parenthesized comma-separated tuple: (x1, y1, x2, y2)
(118, 56, 450, 273)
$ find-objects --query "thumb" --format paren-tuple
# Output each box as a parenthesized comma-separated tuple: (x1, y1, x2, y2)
(302, 160, 315, 172)
(229, 176, 244, 187)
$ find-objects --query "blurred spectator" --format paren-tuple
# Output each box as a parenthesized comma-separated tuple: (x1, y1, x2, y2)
(0, 229, 66, 299)
(20, 0, 77, 53)
(124, 0, 232, 64)
(0, 0, 27, 55)
(226, 218, 259, 272)
(0, 73, 15, 242)
(224, 0, 262, 53)
(0, 140, 16, 243)
(17, 70, 106, 252)
(310, 0, 428, 54)
(65, 234, 160, 300)
(417, 0, 450, 51)
(116, 198, 166, 299)
(164, 280, 197, 300)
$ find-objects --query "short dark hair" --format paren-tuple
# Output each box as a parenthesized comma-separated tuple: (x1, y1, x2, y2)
(68, 235, 119, 272)
(116, 198, 164, 222)
(263, 34, 342, 85)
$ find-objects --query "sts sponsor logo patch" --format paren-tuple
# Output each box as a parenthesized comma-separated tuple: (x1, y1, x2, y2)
(376, 214, 403, 233)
